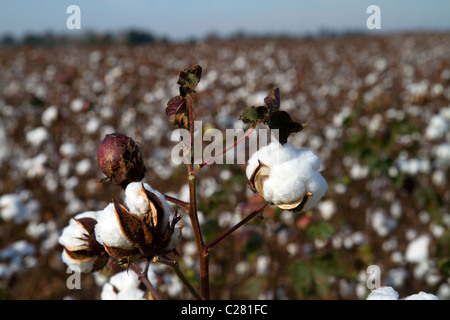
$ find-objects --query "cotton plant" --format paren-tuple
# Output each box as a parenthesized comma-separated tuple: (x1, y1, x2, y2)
(58, 65, 328, 300)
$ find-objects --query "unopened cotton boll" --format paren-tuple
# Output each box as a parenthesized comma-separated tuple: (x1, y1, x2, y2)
(246, 141, 327, 212)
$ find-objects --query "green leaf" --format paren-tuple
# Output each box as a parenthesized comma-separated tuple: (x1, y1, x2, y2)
(238, 105, 268, 126)
(306, 221, 334, 242)
(438, 258, 450, 277)
(177, 65, 202, 96)
(289, 261, 311, 296)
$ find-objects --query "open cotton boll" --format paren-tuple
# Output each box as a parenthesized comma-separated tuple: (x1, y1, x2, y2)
(404, 291, 439, 300)
(246, 141, 328, 211)
(58, 219, 88, 250)
(366, 286, 399, 300)
(101, 270, 145, 300)
(95, 203, 134, 249)
(263, 158, 307, 204)
(367, 286, 439, 300)
(124, 182, 171, 232)
(302, 170, 328, 211)
(61, 250, 96, 273)
(58, 211, 100, 250)
(26, 127, 50, 148)
(0, 193, 27, 223)
(405, 234, 431, 263)
(246, 141, 298, 177)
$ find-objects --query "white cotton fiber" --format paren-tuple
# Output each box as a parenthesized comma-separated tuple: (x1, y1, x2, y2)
(94, 203, 134, 249)
(58, 211, 100, 249)
(101, 270, 145, 300)
(366, 286, 399, 300)
(404, 291, 439, 300)
(405, 234, 431, 263)
(367, 286, 439, 300)
(0, 193, 27, 223)
(124, 182, 171, 232)
(61, 249, 96, 273)
(246, 141, 328, 211)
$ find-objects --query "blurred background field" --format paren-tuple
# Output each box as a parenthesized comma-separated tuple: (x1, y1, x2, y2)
(1, 1, 450, 300)
(1, 31, 449, 300)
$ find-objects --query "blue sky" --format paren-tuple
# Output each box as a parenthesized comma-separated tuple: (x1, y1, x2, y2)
(1, 0, 449, 40)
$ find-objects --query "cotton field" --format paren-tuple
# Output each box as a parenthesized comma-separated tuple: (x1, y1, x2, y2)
(0, 32, 449, 299)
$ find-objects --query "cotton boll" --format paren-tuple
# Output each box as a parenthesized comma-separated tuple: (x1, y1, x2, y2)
(404, 292, 439, 300)
(61, 250, 96, 273)
(85, 117, 101, 134)
(425, 115, 448, 141)
(0, 240, 37, 273)
(371, 208, 397, 237)
(124, 182, 151, 216)
(59, 142, 78, 158)
(75, 159, 92, 176)
(405, 234, 431, 263)
(367, 287, 439, 300)
(117, 288, 146, 300)
(41, 105, 58, 127)
(366, 286, 399, 300)
(262, 159, 307, 205)
(385, 268, 408, 288)
(58, 211, 100, 250)
(0, 193, 27, 223)
(101, 270, 145, 300)
(431, 169, 446, 186)
(349, 163, 369, 180)
(434, 143, 450, 166)
(246, 141, 296, 177)
(317, 200, 337, 220)
(246, 141, 327, 212)
(95, 203, 134, 249)
(109, 270, 140, 291)
(59, 218, 89, 250)
(70, 98, 87, 113)
(124, 182, 171, 232)
(26, 127, 49, 148)
(303, 170, 328, 211)
(100, 283, 118, 300)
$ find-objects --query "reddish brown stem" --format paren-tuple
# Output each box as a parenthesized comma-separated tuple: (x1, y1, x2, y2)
(184, 94, 210, 299)
(130, 262, 162, 300)
(193, 125, 255, 175)
(163, 193, 190, 211)
(206, 202, 267, 253)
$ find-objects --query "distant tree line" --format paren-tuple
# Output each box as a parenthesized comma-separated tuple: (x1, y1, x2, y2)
(0, 29, 170, 47)
(0, 28, 370, 47)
